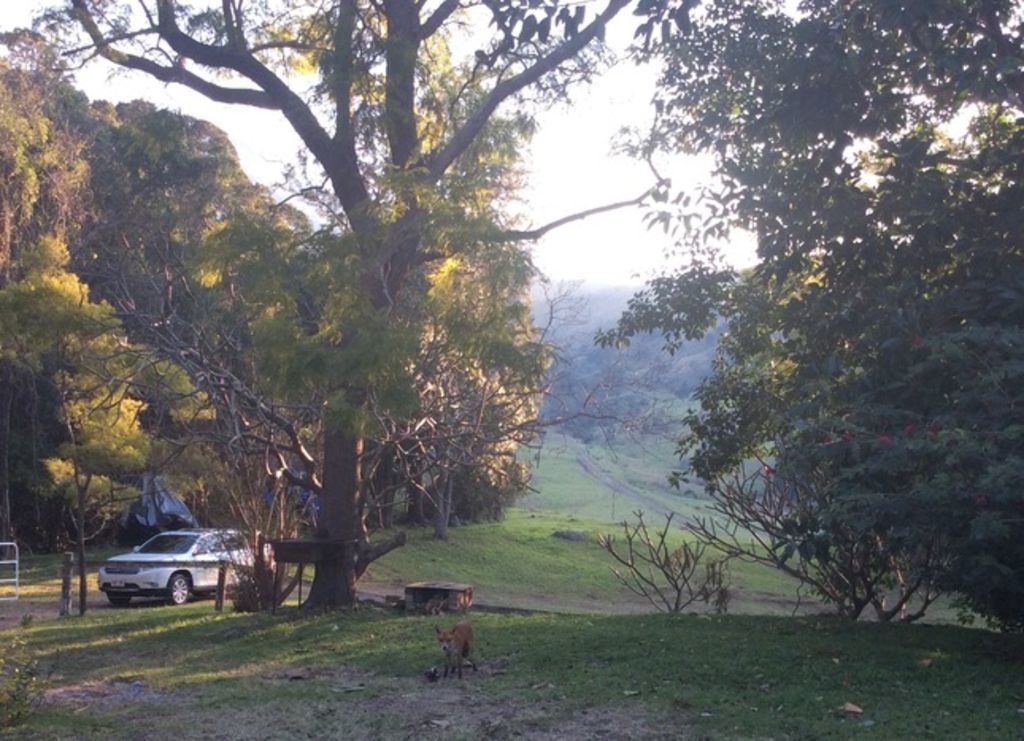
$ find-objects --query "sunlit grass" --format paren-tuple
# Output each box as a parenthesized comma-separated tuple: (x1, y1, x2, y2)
(365, 509, 804, 614)
(6, 603, 1024, 739)
(3, 527, 1023, 739)
(524, 431, 708, 522)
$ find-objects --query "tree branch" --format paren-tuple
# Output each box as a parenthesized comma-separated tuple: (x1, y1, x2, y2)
(355, 529, 407, 577)
(68, 0, 276, 108)
(496, 189, 650, 242)
(425, 0, 630, 179)
(420, 0, 461, 40)
(70, 0, 371, 215)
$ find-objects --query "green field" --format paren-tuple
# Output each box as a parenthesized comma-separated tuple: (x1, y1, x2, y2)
(363, 510, 801, 614)
(4, 581, 1023, 739)
(523, 431, 707, 523)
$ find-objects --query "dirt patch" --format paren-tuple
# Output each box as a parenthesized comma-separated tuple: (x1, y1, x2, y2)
(45, 675, 171, 706)
(42, 661, 678, 739)
(259, 663, 378, 688)
(0, 590, 223, 628)
(358, 677, 677, 739)
(201, 662, 680, 740)
(0, 601, 53, 628)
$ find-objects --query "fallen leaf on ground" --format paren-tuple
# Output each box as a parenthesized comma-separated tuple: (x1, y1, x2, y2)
(840, 702, 864, 714)
(918, 658, 934, 667)
(623, 690, 640, 697)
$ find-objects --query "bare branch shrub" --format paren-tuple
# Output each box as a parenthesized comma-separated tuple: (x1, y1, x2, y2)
(693, 458, 945, 622)
(599, 510, 730, 614)
(216, 457, 307, 612)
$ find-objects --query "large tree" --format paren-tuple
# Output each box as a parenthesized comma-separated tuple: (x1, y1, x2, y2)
(0, 52, 93, 546)
(45, 0, 639, 607)
(612, 0, 1024, 626)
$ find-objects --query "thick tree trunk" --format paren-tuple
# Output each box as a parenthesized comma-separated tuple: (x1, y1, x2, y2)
(304, 427, 363, 609)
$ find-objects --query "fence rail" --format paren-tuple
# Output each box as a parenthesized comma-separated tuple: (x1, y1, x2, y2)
(0, 542, 18, 601)
(59, 553, 230, 616)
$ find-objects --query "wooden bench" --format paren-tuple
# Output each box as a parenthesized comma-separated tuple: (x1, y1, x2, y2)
(268, 539, 345, 612)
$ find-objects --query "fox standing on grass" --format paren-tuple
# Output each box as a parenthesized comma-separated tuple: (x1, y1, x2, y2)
(435, 621, 477, 679)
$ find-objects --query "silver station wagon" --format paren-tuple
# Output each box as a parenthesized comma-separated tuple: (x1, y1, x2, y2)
(98, 529, 249, 607)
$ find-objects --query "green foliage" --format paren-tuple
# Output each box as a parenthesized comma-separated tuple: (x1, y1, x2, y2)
(46, 389, 149, 503)
(0, 634, 47, 729)
(29, 0, 637, 604)
(0, 57, 115, 548)
(449, 459, 529, 522)
(0, 58, 89, 277)
(623, 0, 1024, 627)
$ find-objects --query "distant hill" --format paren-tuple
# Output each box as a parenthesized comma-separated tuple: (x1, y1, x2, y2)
(525, 283, 718, 522)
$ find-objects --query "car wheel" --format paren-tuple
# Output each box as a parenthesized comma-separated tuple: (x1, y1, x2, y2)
(166, 572, 192, 606)
(107, 594, 131, 607)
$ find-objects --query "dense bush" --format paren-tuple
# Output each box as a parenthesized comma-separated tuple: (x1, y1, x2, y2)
(614, 0, 1024, 628)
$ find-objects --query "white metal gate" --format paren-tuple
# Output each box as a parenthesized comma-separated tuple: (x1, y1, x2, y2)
(0, 542, 18, 600)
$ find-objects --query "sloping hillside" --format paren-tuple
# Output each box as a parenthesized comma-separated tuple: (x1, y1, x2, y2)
(528, 284, 715, 521)
(523, 431, 707, 523)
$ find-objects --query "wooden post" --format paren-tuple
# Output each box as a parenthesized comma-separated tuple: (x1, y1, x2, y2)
(272, 561, 280, 615)
(59, 552, 72, 616)
(215, 563, 227, 613)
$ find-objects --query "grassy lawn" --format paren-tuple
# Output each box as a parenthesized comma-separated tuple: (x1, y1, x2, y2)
(364, 509, 802, 614)
(366, 510, 635, 605)
(5, 601, 1024, 739)
(3, 513, 1020, 738)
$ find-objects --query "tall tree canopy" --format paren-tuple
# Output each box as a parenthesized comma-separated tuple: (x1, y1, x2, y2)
(612, 0, 1024, 627)
(0, 51, 157, 608)
(0, 54, 94, 545)
(41, 0, 639, 606)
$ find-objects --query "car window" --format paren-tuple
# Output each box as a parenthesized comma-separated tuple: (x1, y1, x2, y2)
(137, 534, 197, 554)
(222, 534, 247, 551)
(203, 532, 243, 552)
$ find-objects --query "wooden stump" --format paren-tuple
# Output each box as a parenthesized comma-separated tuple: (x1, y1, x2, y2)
(215, 563, 227, 613)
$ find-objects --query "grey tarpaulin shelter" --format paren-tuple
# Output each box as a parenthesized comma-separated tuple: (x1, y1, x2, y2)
(118, 474, 197, 545)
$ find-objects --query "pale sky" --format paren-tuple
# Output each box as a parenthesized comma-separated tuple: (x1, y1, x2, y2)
(1, 1, 756, 285)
